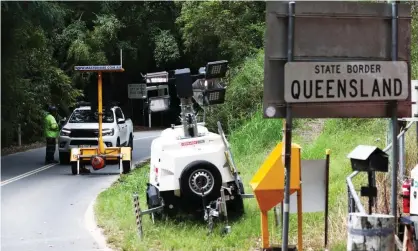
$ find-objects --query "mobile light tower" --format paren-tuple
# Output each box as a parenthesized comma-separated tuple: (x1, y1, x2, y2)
(132, 60, 252, 237)
(69, 52, 132, 175)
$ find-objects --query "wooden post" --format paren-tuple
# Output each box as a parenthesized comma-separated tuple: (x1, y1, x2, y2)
(347, 213, 395, 251)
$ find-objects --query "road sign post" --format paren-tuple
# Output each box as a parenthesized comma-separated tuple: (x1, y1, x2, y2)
(390, 1, 399, 228)
(282, 3, 295, 250)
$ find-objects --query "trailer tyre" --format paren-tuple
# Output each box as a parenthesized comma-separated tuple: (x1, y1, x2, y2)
(146, 194, 163, 221)
(122, 160, 131, 174)
(229, 180, 245, 218)
(71, 162, 78, 175)
(59, 152, 70, 165)
(180, 161, 222, 202)
(129, 134, 133, 150)
(227, 195, 244, 219)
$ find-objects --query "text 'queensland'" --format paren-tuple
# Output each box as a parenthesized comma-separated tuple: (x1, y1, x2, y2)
(284, 61, 408, 103)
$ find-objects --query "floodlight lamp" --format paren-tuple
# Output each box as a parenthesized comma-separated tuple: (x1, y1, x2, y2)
(205, 60, 228, 79)
(202, 88, 226, 106)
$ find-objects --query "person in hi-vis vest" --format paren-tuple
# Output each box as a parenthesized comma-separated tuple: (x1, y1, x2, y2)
(44, 105, 60, 164)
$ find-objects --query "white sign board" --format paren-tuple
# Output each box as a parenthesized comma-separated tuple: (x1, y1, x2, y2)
(284, 61, 408, 103)
(128, 84, 147, 99)
(278, 160, 327, 214)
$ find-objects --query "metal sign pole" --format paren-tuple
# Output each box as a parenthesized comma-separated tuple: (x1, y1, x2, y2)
(282, 2, 295, 250)
(390, 0, 399, 227)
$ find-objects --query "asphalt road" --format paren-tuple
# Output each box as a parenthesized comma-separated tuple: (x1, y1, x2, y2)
(1, 130, 161, 251)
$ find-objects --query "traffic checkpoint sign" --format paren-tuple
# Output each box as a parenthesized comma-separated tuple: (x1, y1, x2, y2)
(284, 61, 409, 103)
(74, 65, 124, 72)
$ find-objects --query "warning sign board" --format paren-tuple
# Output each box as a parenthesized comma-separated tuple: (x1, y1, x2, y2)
(128, 84, 147, 99)
(284, 61, 409, 103)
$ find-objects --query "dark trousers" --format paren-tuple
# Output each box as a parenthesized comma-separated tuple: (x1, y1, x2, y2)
(45, 137, 56, 162)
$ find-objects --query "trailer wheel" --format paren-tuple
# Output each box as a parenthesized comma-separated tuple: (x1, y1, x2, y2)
(129, 134, 134, 150)
(122, 160, 131, 174)
(59, 152, 70, 165)
(71, 162, 80, 175)
(146, 192, 164, 221)
(180, 161, 222, 202)
(227, 195, 244, 219)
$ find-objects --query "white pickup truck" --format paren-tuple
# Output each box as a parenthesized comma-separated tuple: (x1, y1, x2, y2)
(58, 103, 134, 164)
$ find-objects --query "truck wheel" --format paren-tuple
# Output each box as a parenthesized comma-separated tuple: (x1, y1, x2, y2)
(180, 161, 222, 203)
(59, 152, 70, 165)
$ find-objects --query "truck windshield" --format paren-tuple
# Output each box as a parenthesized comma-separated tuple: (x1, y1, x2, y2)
(69, 110, 114, 123)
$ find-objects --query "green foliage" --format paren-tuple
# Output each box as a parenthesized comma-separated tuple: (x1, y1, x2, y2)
(0, 2, 184, 147)
(1, 0, 415, 151)
(153, 29, 181, 67)
(1, 2, 80, 145)
(176, 1, 265, 67)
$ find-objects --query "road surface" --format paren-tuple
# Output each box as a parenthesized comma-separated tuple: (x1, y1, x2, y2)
(1, 131, 161, 251)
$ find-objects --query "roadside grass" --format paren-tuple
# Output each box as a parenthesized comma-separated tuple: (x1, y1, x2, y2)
(95, 162, 266, 251)
(95, 113, 405, 251)
(229, 116, 387, 250)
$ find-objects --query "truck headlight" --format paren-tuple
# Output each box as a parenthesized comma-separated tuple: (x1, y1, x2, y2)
(60, 129, 71, 136)
(102, 128, 114, 136)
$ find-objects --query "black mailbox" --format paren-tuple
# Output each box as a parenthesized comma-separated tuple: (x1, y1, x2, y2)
(347, 145, 389, 172)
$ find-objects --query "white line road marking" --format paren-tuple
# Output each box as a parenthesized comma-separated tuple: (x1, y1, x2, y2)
(1, 163, 57, 187)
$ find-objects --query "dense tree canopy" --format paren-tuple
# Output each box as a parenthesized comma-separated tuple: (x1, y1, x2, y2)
(1, 1, 417, 148)
(1, 1, 265, 147)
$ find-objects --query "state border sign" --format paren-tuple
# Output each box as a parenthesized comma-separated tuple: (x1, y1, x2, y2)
(263, 1, 412, 118)
(284, 61, 409, 103)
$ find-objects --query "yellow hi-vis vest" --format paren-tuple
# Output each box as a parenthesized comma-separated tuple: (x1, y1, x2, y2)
(44, 113, 59, 138)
